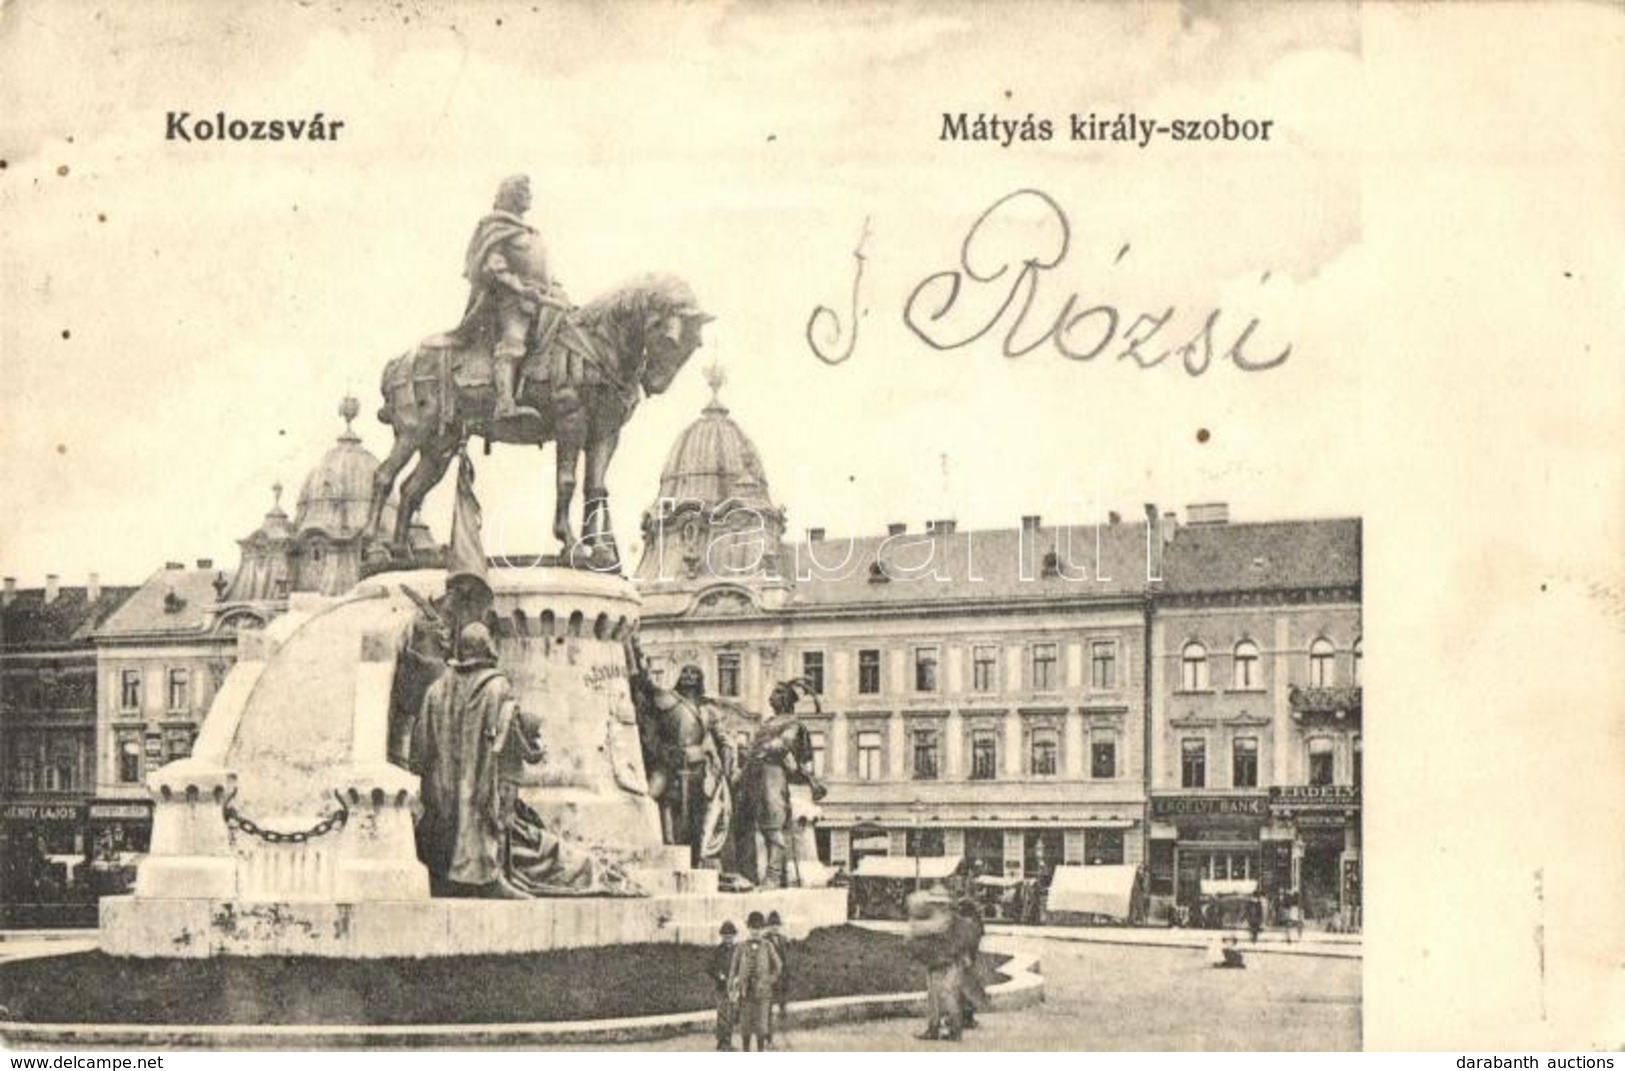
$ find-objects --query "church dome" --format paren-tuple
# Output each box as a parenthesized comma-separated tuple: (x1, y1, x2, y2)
(657, 366, 774, 508)
(293, 396, 380, 541)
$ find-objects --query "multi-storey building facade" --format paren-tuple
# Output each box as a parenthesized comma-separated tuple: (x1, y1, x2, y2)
(634, 381, 1154, 880)
(1148, 509, 1362, 926)
(0, 574, 140, 924)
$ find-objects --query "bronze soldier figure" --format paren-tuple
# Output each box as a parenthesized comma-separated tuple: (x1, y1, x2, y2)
(737, 679, 828, 889)
(629, 651, 737, 869)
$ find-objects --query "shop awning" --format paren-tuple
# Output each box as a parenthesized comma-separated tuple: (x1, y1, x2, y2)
(1046, 865, 1136, 920)
(854, 855, 964, 880)
(850, 835, 893, 851)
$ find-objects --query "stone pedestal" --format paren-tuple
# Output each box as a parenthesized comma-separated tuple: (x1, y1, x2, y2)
(487, 568, 664, 854)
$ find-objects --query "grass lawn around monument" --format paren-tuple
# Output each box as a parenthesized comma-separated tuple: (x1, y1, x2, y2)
(0, 926, 1008, 1027)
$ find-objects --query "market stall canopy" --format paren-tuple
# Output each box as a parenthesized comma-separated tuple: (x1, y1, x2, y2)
(1047, 865, 1137, 920)
(854, 855, 964, 880)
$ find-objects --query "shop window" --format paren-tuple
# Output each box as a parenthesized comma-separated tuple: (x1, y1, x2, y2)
(970, 731, 998, 780)
(1232, 640, 1261, 689)
(801, 651, 825, 695)
(906, 829, 946, 857)
(912, 729, 939, 780)
(807, 730, 827, 777)
(971, 645, 998, 692)
(1181, 642, 1209, 691)
(1030, 727, 1058, 776)
(165, 726, 195, 762)
(1181, 738, 1206, 788)
(914, 646, 939, 693)
(1024, 831, 1062, 880)
(856, 731, 883, 781)
(965, 830, 1004, 877)
(1308, 737, 1335, 786)
(1030, 643, 1058, 690)
(715, 652, 740, 697)
(1201, 852, 1255, 880)
(167, 667, 190, 712)
(1085, 829, 1124, 865)
(119, 669, 142, 712)
(1090, 640, 1118, 690)
(1309, 637, 1336, 687)
(858, 649, 881, 694)
(1091, 737, 1117, 779)
(1232, 736, 1259, 788)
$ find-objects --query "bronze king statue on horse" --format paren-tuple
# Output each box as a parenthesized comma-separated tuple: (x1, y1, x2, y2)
(365, 174, 713, 572)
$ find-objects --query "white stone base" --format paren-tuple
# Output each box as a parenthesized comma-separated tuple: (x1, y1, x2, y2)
(98, 887, 849, 959)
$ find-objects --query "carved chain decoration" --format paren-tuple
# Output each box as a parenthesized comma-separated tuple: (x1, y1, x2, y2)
(222, 790, 350, 845)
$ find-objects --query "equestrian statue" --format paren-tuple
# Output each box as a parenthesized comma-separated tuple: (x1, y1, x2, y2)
(365, 174, 712, 572)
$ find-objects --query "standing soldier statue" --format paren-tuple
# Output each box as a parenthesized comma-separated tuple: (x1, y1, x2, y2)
(452, 173, 563, 433)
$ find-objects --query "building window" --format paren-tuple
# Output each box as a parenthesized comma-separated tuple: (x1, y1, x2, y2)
(167, 668, 190, 712)
(165, 727, 195, 762)
(1202, 852, 1255, 880)
(119, 669, 142, 711)
(807, 730, 827, 777)
(1030, 643, 1058, 691)
(912, 729, 940, 780)
(1091, 737, 1117, 779)
(1232, 736, 1259, 788)
(914, 646, 939, 693)
(1309, 637, 1336, 687)
(970, 731, 998, 780)
(1030, 727, 1058, 776)
(971, 645, 997, 692)
(1085, 829, 1125, 865)
(715, 652, 741, 698)
(801, 651, 825, 695)
(1353, 637, 1362, 686)
(965, 830, 1004, 876)
(1353, 735, 1362, 787)
(1090, 641, 1117, 690)
(118, 736, 142, 783)
(857, 649, 881, 694)
(1308, 737, 1335, 786)
(856, 731, 883, 781)
(1232, 640, 1260, 690)
(1181, 642, 1208, 691)
(12, 753, 38, 793)
(1181, 738, 1206, 788)
(906, 828, 946, 857)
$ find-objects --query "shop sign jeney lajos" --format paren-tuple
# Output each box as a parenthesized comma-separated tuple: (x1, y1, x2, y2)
(1151, 795, 1269, 819)
(1, 801, 86, 823)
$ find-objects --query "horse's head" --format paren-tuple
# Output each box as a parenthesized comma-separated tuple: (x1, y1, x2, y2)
(631, 274, 713, 395)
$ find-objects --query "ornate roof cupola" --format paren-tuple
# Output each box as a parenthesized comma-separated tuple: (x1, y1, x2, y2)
(635, 365, 789, 603)
(225, 482, 296, 602)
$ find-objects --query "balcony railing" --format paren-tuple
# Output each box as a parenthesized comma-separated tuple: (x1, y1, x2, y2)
(1288, 685, 1361, 719)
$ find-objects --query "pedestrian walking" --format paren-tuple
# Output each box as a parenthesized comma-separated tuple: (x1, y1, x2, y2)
(764, 910, 791, 1048)
(712, 920, 739, 1051)
(728, 910, 783, 1052)
(1246, 897, 1263, 944)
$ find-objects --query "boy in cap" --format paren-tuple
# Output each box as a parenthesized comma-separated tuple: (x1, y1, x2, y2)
(764, 910, 791, 1047)
(728, 910, 783, 1051)
(712, 921, 739, 1050)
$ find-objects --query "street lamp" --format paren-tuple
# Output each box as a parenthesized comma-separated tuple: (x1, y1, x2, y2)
(911, 798, 926, 891)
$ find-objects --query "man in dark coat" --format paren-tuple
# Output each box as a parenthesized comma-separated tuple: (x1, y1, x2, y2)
(711, 920, 739, 1051)
(764, 910, 791, 1046)
(728, 910, 783, 1052)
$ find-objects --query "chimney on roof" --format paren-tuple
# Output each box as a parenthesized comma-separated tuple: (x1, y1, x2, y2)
(1163, 511, 1178, 546)
(165, 561, 184, 570)
(2, 577, 15, 608)
(806, 527, 825, 542)
(196, 558, 213, 569)
(1021, 514, 1041, 532)
(1108, 511, 1122, 525)
(927, 519, 956, 535)
(1144, 504, 1165, 580)
(1186, 502, 1230, 526)
(45, 574, 60, 604)
(88, 572, 101, 602)
(886, 522, 907, 536)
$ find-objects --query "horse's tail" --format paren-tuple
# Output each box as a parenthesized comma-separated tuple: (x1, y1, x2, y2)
(378, 351, 410, 425)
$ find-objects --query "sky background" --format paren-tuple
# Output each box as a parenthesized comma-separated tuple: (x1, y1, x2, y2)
(0, 0, 1367, 585)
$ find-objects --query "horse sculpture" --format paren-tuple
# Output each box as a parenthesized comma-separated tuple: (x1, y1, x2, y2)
(365, 273, 711, 571)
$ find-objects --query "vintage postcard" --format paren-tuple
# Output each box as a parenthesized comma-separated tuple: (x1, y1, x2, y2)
(0, 0, 1620, 1055)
